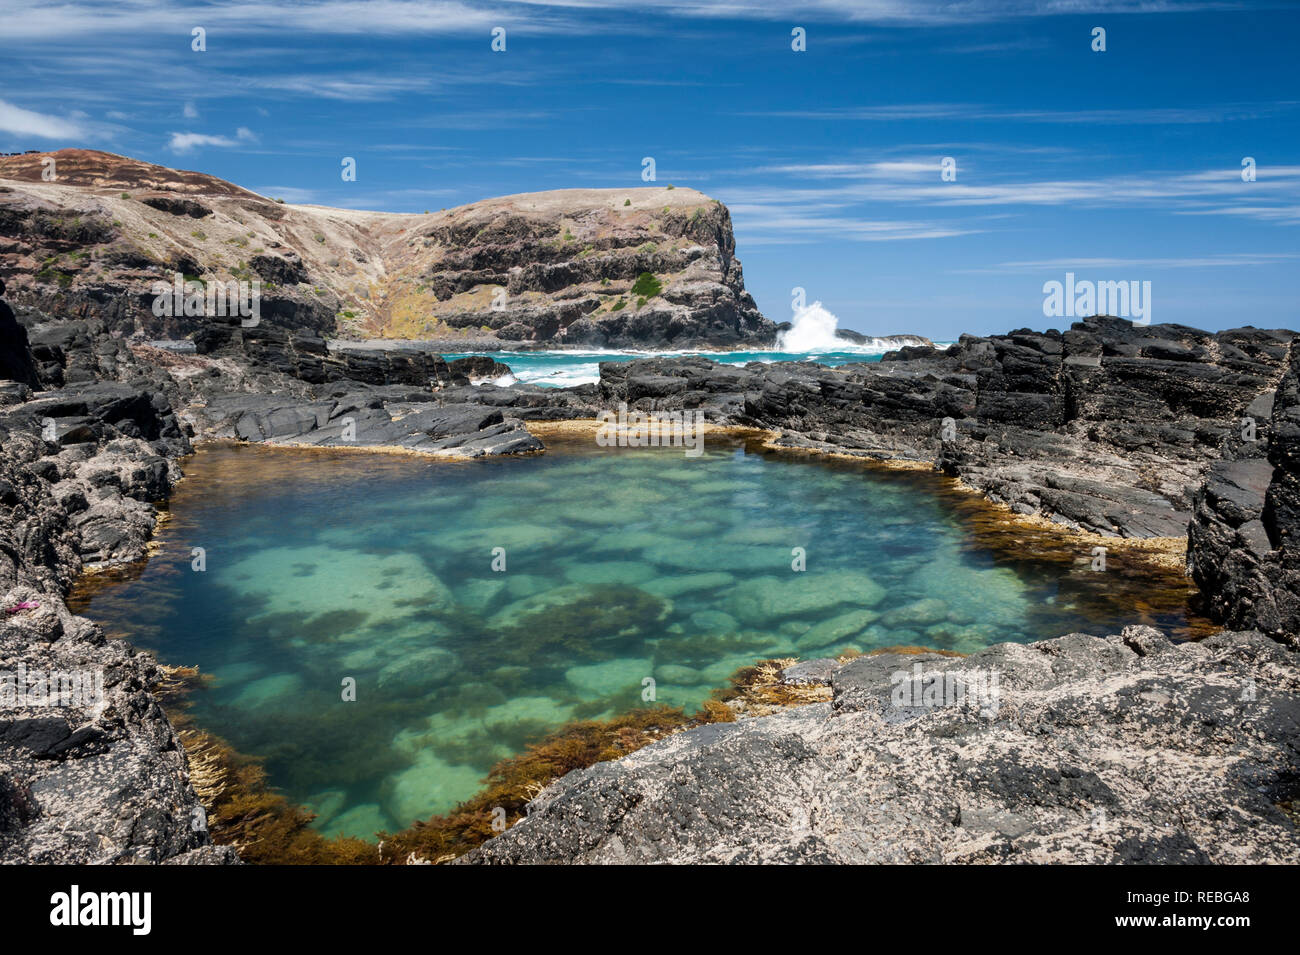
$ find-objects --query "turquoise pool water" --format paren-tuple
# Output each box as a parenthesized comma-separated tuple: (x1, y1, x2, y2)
(74, 436, 1197, 840)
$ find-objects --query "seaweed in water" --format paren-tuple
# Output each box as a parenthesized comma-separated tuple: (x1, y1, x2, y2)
(162, 655, 843, 864)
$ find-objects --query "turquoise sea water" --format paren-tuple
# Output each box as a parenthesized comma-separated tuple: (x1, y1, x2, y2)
(74, 436, 1197, 840)
(447, 347, 911, 387)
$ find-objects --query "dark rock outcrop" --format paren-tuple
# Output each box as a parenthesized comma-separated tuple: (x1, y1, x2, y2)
(465, 627, 1299, 864)
(195, 390, 542, 457)
(1189, 342, 1300, 646)
(192, 321, 455, 388)
(0, 308, 237, 861)
(441, 318, 1292, 541)
(401, 188, 775, 348)
(0, 280, 40, 389)
(447, 355, 512, 384)
(141, 196, 212, 218)
(1, 598, 238, 863)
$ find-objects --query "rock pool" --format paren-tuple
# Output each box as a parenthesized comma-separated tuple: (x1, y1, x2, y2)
(71, 434, 1206, 839)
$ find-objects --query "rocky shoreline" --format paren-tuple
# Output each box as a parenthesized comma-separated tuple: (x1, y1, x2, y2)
(3, 283, 1297, 862)
(2, 152, 1297, 863)
(463, 627, 1300, 864)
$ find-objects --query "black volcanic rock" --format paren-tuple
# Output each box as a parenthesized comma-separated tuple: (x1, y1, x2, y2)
(835, 328, 933, 348)
(0, 366, 223, 863)
(447, 355, 512, 383)
(141, 196, 212, 218)
(1189, 342, 1300, 646)
(559, 319, 1296, 541)
(193, 388, 542, 457)
(249, 252, 308, 285)
(0, 281, 40, 389)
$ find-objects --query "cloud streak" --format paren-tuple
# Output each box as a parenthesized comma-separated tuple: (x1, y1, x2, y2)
(167, 127, 258, 153)
(0, 0, 1239, 41)
(720, 163, 1300, 225)
(738, 102, 1299, 125)
(957, 253, 1300, 273)
(0, 98, 86, 139)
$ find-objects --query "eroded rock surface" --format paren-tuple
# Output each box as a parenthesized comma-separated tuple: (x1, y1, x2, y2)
(0, 350, 239, 862)
(465, 628, 1300, 864)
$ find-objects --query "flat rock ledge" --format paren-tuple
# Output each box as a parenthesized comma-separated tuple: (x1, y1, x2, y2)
(463, 628, 1300, 865)
(194, 391, 543, 458)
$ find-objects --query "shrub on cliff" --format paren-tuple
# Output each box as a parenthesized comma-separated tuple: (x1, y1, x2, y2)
(631, 271, 662, 299)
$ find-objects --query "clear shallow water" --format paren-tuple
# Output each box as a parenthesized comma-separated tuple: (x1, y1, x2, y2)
(72, 437, 1200, 841)
(447, 347, 934, 388)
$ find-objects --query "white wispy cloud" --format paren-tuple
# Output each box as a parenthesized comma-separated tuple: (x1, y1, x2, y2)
(0, 97, 86, 138)
(0, 1, 515, 39)
(721, 163, 1300, 223)
(758, 161, 941, 179)
(727, 203, 977, 242)
(957, 253, 1300, 273)
(739, 102, 1298, 125)
(326, 186, 463, 210)
(0, 0, 1236, 41)
(167, 127, 258, 153)
(711, 156, 1300, 245)
(251, 186, 320, 204)
(243, 73, 439, 102)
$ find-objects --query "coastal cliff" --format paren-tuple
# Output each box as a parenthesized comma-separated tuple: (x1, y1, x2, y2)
(0, 149, 774, 349)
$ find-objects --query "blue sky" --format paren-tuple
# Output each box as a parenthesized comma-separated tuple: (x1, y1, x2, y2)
(2, 0, 1298, 340)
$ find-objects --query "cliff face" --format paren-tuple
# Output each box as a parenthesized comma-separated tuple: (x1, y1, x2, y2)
(383, 187, 772, 348)
(0, 150, 774, 349)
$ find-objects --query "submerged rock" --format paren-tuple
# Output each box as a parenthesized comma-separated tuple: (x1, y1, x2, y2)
(377, 647, 460, 694)
(563, 561, 658, 587)
(881, 598, 949, 628)
(730, 572, 886, 625)
(565, 658, 652, 696)
(654, 663, 707, 686)
(227, 546, 454, 630)
(641, 571, 735, 598)
(320, 803, 389, 841)
(794, 608, 880, 651)
(380, 750, 484, 825)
